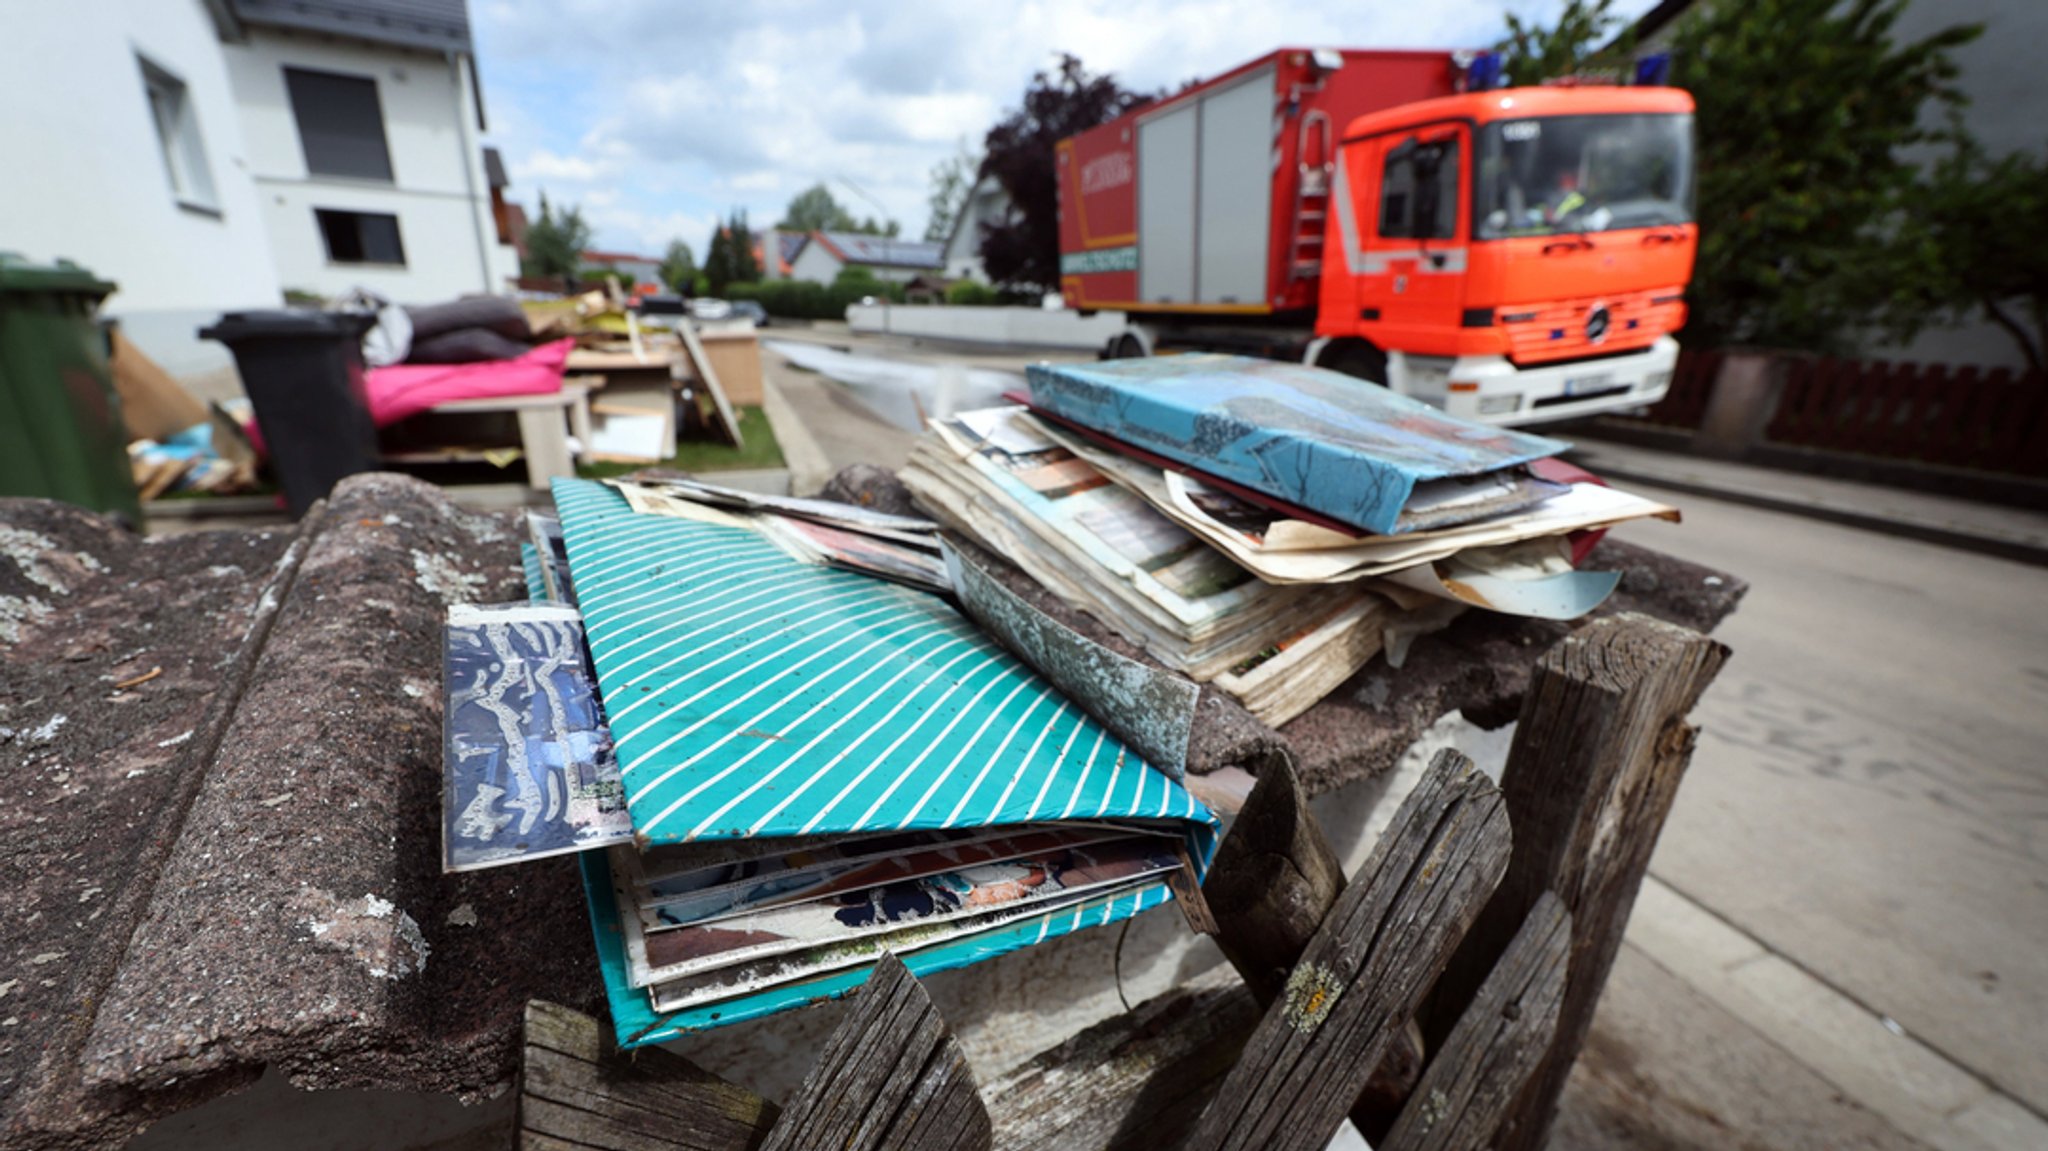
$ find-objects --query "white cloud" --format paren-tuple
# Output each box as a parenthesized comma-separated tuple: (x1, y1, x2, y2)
(472, 1, 1663, 253)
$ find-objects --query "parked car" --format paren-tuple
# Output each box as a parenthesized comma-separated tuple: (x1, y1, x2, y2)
(726, 300, 769, 327)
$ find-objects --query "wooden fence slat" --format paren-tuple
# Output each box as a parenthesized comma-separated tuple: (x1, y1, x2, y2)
(1901, 363, 1949, 461)
(518, 999, 778, 1151)
(1184, 750, 1512, 1151)
(1427, 612, 1729, 1151)
(761, 953, 991, 1151)
(1204, 745, 1347, 1007)
(1378, 892, 1571, 1151)
(1763, 356, 1806, 443)
(1201, 745, 1428, 1138)
(1980, 368, 2026, 470)
(1875, 360, 1917, 457)
(2010, 377, 2048, 477)
(987, 964, 1257, 1151)
(1936, 365, 1986, 467)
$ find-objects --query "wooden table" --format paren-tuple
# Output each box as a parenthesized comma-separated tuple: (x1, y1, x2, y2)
(385, 382, 593, 491)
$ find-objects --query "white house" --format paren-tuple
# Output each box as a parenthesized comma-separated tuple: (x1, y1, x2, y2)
(786, 231, 946, 285)
(219, 0, 519, 305)
(941, 176, 1011, 283)
(0, 0, 517, 383)
(1, 1, 283, 380)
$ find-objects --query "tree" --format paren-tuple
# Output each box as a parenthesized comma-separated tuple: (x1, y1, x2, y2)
(521, 192, 591, 280)
(778, 183, 858, 232)
(1904, 137, 2048, 375)
(979, 54, 1154, 293)
(924, 141, 980, 242)
(658, 239, 697, 295)
(777, 183, 898, 236)
(702, 210, 761, 295)
(1663, 0, 1980, 349)
(1495, 0, 1634, 84)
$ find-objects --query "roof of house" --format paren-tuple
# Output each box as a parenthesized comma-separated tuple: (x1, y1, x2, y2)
(813, 231, 945, 270)
(483, 146, 509, 190)
(227, 0, 472, 54)
(579, 249, 661, 267)
(778, 231, 810, 267)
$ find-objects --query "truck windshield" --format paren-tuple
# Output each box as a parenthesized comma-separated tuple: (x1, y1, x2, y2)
(1474, 113, 1693, 239)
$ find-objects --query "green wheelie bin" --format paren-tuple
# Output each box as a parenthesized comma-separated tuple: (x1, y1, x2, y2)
(0, 254, 140, 526)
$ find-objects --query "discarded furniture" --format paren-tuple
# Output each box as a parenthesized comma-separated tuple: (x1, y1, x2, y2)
(387, 380, 594, 490)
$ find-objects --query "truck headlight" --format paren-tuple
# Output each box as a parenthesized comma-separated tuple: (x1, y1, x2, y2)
(1478, 393, 1521, 415)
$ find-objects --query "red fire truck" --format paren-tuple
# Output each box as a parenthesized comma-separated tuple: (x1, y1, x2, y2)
(1056, 48, 1696, 426)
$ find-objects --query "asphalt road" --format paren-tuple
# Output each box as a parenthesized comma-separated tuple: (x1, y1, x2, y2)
(1608, 487, 2048, 1119)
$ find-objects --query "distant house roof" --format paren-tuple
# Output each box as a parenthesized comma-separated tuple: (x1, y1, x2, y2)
(483, 146, 509, 190)
(227, 0, 472, 54)
(778, 231, 809, 267)
(579, 249, 661, 267)
(813, 231, 945, 270)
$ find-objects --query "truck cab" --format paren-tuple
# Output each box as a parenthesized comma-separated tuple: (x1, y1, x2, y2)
(1313, 86, 1697, 425)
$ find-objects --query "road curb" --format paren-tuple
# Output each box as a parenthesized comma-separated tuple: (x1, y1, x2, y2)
(1580, 462, 2048, 569)
(759, 373, 836, 495)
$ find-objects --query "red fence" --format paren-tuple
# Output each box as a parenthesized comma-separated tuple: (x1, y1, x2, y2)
(1767, 358, 2048, 477)
(1613, 348, 2048, 478)
(1635, 347, 1722, 429)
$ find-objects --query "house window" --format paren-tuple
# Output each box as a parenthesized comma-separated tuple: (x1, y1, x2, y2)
(316, 209, 406, 265)
(284, 67, 395, 182)
(138, 55, 218, 212)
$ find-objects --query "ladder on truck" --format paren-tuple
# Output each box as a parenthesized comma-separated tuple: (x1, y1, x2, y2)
(1288, 110, 1335, 285)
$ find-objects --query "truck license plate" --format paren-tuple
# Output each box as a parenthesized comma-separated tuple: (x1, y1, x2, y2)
(1563, 372, 1614, 396)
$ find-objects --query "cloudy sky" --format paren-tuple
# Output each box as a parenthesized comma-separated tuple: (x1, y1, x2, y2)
(471, 1, 1659, 259)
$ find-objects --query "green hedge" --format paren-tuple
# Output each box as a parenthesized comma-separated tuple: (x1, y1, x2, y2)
(727, 278, 907, 320)
(945, 280, 1001, 306)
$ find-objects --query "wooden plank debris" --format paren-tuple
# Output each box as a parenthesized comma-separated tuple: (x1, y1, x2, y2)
(517, 999, 777, 1151)
(1203, 744, 1345, 1006)
(1380, 891, 1570, 1151)
(678, 320, 745, 449)
(1184, 749, 1512, 1151)
(1430, 611, 1729, 1151)
(1200, 743, 1430, 1138)
(985, 964, 1257, 1151)
(760, 953, 991, 1151)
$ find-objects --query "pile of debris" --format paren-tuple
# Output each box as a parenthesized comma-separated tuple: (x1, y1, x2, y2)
(430, 353, 1696, 1056)
(903, 355, 1677, 725)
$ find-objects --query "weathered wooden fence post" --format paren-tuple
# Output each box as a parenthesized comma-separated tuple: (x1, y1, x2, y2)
(1429, 611, 1729, 1151)
(1185, 749, 1512, 1151)
(762, 952, 991, 1151)
(1202, 744, 1426, 1133)
(1378, 892, 1571, 1151)
(518, 999, 778, 1151)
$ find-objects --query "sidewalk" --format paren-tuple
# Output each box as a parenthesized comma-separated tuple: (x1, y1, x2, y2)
(1564, 436, 2048, 566)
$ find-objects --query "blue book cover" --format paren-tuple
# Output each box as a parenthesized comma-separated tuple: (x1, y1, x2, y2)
(1024, 354, 1572, 534)
(548, 479, 1217, 1046)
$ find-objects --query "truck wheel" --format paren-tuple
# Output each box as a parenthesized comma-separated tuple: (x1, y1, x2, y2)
(1315, 341, 1389, 385)
(1109, 333, 1148, 359)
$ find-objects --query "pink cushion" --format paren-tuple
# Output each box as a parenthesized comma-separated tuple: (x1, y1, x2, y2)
(364, 337, 574, 425)
(246, 338, 574, 455)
